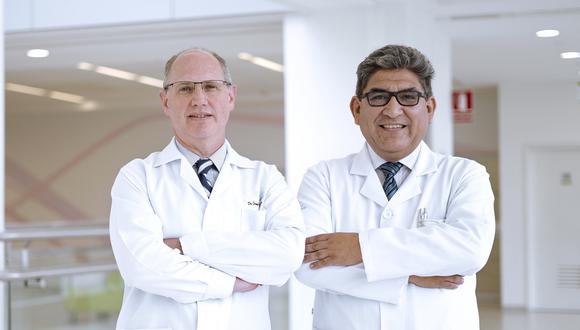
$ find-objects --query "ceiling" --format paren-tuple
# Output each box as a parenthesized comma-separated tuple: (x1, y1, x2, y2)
(5, 0, 580, 115)
(5, 15, 286, 114)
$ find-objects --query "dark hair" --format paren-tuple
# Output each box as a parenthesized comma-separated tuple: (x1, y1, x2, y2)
(163, 47, 232, 87)
(355, 45, 435, 98)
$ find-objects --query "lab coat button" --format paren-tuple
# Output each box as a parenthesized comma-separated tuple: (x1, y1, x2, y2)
(384, 209, 393, 219)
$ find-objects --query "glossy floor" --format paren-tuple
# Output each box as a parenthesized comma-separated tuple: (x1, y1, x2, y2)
(479, 304, 580, 330)
(11, 291, 580, 329)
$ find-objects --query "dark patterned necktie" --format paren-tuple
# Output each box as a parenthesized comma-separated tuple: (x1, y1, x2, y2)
(379, 162, 403, 200)
(194, 158, 216, 194)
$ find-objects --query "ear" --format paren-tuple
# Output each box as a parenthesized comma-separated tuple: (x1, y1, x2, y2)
(426, 96, 436, 123)
(227, 84, 237, 111)
(160, 90, 170, 116)
(349, 96, 362, 125)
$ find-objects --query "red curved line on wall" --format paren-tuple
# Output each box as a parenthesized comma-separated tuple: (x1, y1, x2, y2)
(6, 157, 90, 221)
(6, 113, 165, 216)
(6, 111, 283, 221)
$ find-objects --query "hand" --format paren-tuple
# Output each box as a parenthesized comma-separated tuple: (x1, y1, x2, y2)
(408, 275, 464, 289)
(303, 233, 362, 269)
(233, 277, 259, 293)
(164, 238, 183, 254)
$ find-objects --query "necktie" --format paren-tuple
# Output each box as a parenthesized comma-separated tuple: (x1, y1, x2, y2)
(379, 162, 403, 200)
(195, 158, 216, 194)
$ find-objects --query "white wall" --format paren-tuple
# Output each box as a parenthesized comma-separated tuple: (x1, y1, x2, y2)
(499, 81, 580, 307)
(0, 0, 7, 326)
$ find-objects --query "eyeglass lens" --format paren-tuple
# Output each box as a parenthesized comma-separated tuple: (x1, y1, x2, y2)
(170, 80, 229, 96)
(366, 90, 422, 106)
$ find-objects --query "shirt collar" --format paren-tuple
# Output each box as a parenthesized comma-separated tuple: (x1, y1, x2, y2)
(366, 143, 421, 171)
(175, 139, 228, 171)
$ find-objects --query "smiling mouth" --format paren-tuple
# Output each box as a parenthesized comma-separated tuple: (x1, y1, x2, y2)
(379, 124, 405, 129)
(188, 114, 212, 119)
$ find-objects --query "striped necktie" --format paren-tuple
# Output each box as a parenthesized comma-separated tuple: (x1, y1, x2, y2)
(194, 158, 216, 194)
(379, 162, 403, 200)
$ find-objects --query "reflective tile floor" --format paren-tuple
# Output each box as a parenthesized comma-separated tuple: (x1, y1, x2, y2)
(479, 304, 580, 330)
(12, 293, 580, 330)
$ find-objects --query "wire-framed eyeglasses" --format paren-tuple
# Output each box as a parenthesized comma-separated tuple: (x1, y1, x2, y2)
(163, 80, 232, 96)
(361, 89, 427, 107)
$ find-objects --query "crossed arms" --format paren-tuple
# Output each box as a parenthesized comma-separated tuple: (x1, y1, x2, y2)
(294, 161, 495, 303)
(110, 163, 304, 303)
(303, 233, 464, 290)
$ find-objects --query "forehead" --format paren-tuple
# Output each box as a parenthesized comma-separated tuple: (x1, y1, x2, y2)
(365, 69, 422, 91)
(168, 51, 224, 81)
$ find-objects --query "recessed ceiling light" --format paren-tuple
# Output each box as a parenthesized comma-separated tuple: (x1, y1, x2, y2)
(238, 52, 284, 73)
(5, 82, 46, 96)
(535, 29, 560, 38)
(560, 52, 580, 59)
(137, 76, 164, 88)
(77, 62, 95, 71)
(95, 65, 137, 81)
(77, 62, 163, 87)
(48, 90, 84, 104)
(27, 49, 50, 58)
(5, 82, 94, 110)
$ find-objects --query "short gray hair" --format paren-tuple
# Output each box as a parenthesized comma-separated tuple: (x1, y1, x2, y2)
(355, 45, 435, 99)
(163, 47, 232, 87)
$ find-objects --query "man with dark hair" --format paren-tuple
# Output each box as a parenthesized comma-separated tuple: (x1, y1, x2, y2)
(110, 48, 304, 330)
(295, 44, 495, 330)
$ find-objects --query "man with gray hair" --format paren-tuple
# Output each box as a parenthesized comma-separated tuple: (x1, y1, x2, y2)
(295, 44, 495, 329)
(109, 48, 304, 330)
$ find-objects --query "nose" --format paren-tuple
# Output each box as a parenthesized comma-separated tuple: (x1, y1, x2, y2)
(381, 96, 403, 117)
(189, 85, 208, 106)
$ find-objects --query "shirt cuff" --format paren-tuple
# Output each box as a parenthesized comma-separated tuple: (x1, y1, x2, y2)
(359, 229, 380, 282)
(203, 269, 235, 300)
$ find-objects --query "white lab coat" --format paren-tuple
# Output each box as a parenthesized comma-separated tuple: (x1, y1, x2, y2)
(109, 138, 304, 330)
(295, 141, 495, 330)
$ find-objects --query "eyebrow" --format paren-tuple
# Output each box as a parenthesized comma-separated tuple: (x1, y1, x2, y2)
(367, 87, 419, 93)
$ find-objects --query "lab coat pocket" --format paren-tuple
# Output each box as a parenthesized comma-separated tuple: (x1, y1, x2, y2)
(418, 217, 446, 228)
(240, 208, 267, 231)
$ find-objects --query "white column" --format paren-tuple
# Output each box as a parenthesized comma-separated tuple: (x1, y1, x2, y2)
(1, 0, 8, 327)
(283, 3, 452, 329)
(424, 34, 453, 156)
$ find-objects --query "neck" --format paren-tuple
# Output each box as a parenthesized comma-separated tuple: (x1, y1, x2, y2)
(176, 136, 224, 158)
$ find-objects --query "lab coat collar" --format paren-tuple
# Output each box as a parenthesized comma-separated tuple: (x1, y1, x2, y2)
(153, 138, 255, 199)
(224, 142, 255, 169)
(206, 141, 256, 198)
(153, 137, 183, 168)
(153, 138, 254, 169)
(350, 141, 438, 207)
(351, 144, 388, 207)
(409, 141, 438, 176)
(389, 141, 437, 205)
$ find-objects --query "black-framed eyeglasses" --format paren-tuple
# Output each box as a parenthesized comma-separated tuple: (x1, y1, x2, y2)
(361, 89, 427, 107)
(163, 80, 232, 96)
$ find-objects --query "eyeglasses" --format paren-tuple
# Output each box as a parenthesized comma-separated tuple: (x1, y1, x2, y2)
(163, 80, 231, 96)
(361, 89, 427, 107)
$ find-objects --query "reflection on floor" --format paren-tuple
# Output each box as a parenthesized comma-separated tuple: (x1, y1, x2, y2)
(479, 304, 580, 330)
(11, 286, 580, 330)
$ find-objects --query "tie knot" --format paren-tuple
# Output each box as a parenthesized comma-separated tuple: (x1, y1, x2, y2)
(195, 158, 214, 175)
(379, 162, 403, 177)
